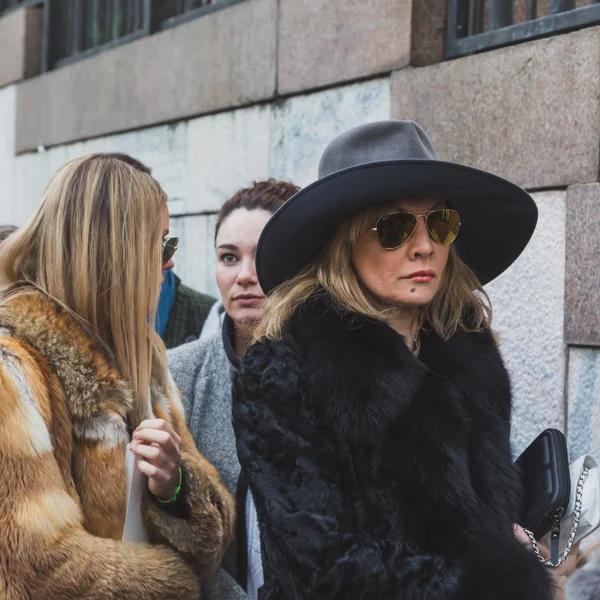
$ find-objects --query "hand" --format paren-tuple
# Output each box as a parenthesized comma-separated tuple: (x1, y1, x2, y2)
(514, 524, 580, 580)
(130, 419, 182, 501)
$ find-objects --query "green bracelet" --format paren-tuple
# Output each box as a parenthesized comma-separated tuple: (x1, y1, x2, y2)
(156, 467, 183, 504)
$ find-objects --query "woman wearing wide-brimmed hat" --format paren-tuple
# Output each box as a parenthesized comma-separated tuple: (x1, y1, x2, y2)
(232, 121, 555, 599)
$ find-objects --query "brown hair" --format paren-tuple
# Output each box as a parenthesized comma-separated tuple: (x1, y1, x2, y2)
(215, 179, 300, 242)
(254, 201, 492, 342)
(0, 154, 167, 426)
(106, 153, 152, 175)
(0, 225, 17, 243)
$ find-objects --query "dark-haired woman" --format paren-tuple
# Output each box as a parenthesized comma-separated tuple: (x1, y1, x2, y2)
(232, 121, 559, 599)
(168, 179, 299, 599)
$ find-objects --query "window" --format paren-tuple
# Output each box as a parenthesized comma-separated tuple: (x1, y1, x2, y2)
(50, 0, 147, 68)
(447, 0, 600, 58)
(0, 0, 247, 71)
(0, 0, 39, 15)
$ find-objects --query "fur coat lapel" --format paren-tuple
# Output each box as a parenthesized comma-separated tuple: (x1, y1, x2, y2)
(287, 297, 510, 442)
(0, 285, 134, 422)
(0, 287, 135, 539)
(0, 285, 235, 564)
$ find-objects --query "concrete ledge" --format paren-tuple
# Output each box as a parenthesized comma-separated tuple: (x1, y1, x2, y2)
(16, 0, 277, 153)
(392, 27, 600, 190)
(278, 0, 411, 95)
(565, 183, 600, 347)
(0, 7, 42, 88)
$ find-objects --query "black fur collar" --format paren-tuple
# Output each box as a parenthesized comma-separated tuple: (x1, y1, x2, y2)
(284, 294, 510, 443)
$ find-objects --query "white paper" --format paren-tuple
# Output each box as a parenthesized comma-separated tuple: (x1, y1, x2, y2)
(122, 444, 151, 543)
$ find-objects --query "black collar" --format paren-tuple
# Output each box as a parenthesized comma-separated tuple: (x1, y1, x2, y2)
(281, 294, 510, 442)
(221, 313, 241, 370)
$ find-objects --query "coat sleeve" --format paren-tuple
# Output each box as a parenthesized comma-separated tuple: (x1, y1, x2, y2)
(233, 341, 553, 600)
(167, 343, 201, 421)
(143, 371, 236, 581)
(0, 338, 202, 600)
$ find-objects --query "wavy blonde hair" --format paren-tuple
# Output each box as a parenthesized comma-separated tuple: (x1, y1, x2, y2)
(255, 202, 492, 342)
(0, 154, 167, 426)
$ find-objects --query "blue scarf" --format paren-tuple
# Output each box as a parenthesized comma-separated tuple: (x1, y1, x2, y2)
(156, 270, 177, 337)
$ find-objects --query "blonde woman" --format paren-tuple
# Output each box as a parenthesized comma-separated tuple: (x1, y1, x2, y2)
(232, 122, 557, 599)
(0, 155, 234, 599)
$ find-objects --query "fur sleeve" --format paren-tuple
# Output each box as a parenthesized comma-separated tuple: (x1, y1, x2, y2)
(143, 373, 236, 580)
(233, 340, 552, 600)
(0, 338, 202, 600)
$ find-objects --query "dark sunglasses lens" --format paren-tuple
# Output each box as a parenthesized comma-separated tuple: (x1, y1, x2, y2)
(427, 210, 460, 245)
(162, 237, 179, 264)
(377, 213, 417, 249)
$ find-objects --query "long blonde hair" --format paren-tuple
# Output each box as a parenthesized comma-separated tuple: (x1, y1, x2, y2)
(0, 154, 167, 426)
(255, 203, 492, 342)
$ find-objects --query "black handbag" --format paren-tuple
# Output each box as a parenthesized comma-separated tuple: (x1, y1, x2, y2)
(515, 428, 571, 563)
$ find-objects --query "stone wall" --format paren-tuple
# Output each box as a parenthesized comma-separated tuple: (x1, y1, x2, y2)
(1, 0, 599, 459)
(0, 85, 16, 224)
(0, 75, 575, 456)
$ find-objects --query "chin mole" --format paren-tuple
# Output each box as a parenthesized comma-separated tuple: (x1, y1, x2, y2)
(410, 287, 416, 293)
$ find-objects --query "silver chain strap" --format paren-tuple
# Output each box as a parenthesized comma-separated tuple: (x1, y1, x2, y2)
(524, 466, 589, 568)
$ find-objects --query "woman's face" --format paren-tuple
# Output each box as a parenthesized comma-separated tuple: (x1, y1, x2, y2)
(161, 205, 175, 282)
(352, 195, 451, 310)
(215, 208, 272, 327)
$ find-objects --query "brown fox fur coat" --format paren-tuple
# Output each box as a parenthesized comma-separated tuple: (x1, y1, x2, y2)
(0, 285, 235, 600)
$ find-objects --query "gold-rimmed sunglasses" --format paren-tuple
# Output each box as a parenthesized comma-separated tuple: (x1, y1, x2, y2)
(162, 237, 179, 265)
(370, 209, 461, 250)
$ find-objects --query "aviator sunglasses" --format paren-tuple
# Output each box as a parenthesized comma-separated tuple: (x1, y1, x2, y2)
(371, 208, 461, 250)
(162, 237, 179, 265)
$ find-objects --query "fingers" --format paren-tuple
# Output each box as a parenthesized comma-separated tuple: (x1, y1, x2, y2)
(513, 524, 534, 550)
(131, 419, 182, 499)
(130, 442, 172, 468)
(132, 420, 181, 458)
(132, 429, 179, 456)
(135, 419, 182, 447)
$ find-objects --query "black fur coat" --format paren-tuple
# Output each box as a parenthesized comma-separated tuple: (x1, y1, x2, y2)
(233, 295, 553, 599)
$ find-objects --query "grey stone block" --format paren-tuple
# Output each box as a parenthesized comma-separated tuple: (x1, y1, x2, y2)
(184, 105, 272, 214)
(392, 26, 600, 190)
(485, 191, 567, 455)
(411, 0, 447, 67)
(278, 0, 411, 95)
(0, 7, 42, 88)
(269, 78, 392, 187)
(169, 214, 219, 298)
(567, 347, 600, 460)
(565, 183, 600, 347)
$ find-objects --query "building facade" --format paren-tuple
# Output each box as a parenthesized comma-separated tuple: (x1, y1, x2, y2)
(0, 0, 599, 459)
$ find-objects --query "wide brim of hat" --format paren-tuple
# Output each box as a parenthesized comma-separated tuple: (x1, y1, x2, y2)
(257, 159, 537, 293)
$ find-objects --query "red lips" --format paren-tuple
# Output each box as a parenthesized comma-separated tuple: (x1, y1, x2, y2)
(406, 270, 435, 279)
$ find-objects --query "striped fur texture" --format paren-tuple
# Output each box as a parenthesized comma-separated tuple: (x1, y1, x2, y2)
(0, 287, 235, 599)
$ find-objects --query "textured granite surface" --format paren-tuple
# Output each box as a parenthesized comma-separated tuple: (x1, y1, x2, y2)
(564, 183, 600, 347)
(392, 27, 600, 190)
(486, 191, 567, 455)
(278, 0, 411, 94)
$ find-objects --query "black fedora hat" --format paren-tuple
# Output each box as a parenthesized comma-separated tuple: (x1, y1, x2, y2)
(257, 120, 537, 293)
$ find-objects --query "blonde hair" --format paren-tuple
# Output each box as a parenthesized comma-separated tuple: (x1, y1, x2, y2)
(255, 203, 492, 342)
(0, 154, 167, 426)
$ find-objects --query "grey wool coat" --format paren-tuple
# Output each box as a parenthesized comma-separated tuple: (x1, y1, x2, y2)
(168, 312, 247, 600)
(566, 551, 600, 600)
